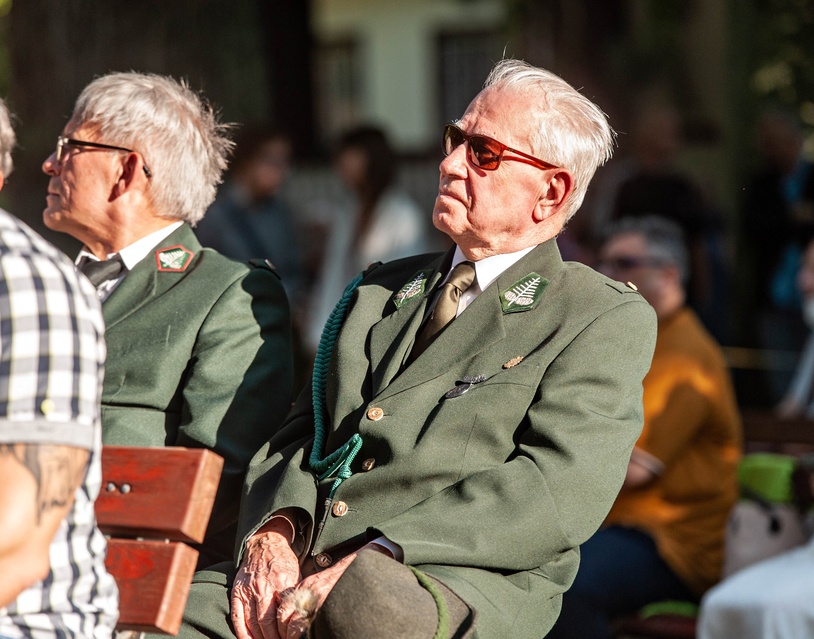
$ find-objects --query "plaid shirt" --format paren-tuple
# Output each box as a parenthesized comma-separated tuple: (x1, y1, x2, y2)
(0, 210, 118, 639)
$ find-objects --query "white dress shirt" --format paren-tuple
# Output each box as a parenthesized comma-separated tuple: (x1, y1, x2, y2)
(76, 221, 183, 301)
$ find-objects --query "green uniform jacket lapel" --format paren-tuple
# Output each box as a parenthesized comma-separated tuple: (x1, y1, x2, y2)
(367, 250, 449, 396)
(102, 224, 201, 329)
(371, 241, 563, 403)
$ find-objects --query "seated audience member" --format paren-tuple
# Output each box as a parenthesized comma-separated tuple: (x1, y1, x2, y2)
(195, 126, 304, 302)
(697, 238, 814, 639)
(0, 98, 118, 637)
(304, 124, 436, 355)
(548, 215, 742, 639)
(698, 526, 814, 639)
(41, 72, 294, 569)
(173, 59, 657, 639)
(777, 235, 814, 418)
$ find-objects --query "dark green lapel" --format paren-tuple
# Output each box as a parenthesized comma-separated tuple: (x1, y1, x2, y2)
(367, 250, 451, 396)
(102, 223, 202, 330)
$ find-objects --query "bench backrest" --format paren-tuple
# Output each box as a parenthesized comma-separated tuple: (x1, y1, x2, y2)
(96, 446, 224, 635)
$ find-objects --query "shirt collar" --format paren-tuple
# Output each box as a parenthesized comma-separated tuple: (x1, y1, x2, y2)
(447, 244, 537, 292)
(76, 221, 184, 270)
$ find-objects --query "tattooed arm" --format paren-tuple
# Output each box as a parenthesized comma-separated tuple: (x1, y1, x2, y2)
(0, 443, 90, 607)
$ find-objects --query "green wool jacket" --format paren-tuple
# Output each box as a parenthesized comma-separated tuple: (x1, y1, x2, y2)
(239, 239, 656, 637)
(100, 223, 293, 567)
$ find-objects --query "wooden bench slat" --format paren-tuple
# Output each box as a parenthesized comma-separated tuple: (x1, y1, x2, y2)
(106, 539, 198, 635)
(741, 410, 814, 446)
(97, 446, 223, 543)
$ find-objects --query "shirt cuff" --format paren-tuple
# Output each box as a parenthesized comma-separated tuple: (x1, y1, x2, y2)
(369, 536, 404, 562)
(630, 447, 665, 475)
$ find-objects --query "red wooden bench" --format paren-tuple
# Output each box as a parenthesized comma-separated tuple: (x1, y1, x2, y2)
(96, 446, 224, 635)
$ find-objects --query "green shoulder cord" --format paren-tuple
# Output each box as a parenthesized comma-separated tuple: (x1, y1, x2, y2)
(309, 271, 365, 498)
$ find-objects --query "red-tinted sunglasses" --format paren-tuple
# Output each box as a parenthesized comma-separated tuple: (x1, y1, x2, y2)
(443, 123, 558, 172)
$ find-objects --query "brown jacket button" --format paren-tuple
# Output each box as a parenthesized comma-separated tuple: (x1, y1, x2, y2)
(367, 407, 384, 421)
(332, 500, 349, 517)
(361, 458, 376, 471)
(315, 552, 333, 568)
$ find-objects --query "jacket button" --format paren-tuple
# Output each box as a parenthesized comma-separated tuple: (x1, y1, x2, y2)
(361, 458, 376, 471)
(315, 552, 333, 568)
(332, 500, 349, 517)
(367, 407, 384, 421)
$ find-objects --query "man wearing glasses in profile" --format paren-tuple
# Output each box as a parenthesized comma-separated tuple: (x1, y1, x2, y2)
(41, 72, 294, 570)
(178, 59, 657, 639)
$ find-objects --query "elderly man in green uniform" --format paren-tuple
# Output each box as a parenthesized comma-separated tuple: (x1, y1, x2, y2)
(179, 59, 657, 639)
(41, 72, 294, 569)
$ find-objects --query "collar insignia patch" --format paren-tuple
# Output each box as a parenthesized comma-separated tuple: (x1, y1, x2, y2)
(393, 270, 429, 308)
(499, 272, 548, 314)
(503, 356, 525, 369)
(155, 245, 194, 272)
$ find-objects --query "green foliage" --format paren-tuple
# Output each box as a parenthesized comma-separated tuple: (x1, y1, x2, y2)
(751, 0, 814, 116)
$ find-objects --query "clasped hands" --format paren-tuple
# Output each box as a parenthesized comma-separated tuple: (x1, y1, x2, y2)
(231, 519, 387, 639)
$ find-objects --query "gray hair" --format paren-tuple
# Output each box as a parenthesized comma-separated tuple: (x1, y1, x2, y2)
(71, 72, 233, 225)
(483, 59, 615, 222)
(606, 215, 690, 285)
(0, 98, 16, 177)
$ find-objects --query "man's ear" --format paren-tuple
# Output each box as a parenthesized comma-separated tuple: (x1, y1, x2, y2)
(533, 169, 574, 222)
(112, 153, 147, 198)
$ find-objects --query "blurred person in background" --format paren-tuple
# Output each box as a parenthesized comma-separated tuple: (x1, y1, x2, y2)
(776, 235, 814, 418)
(41, 72, 294, 569)
(549, 215, 741, 639)
(0, 97, 118, 638)
(741, 109, 814, 401)
(577, 103, 726, 340)
(196, 125, 304, 303)
(304, 125, 434, 354)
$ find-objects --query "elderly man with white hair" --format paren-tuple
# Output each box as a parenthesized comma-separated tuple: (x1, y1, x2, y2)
(42, 72, 294, 569)
(0, 98, 118, 637)
(174, 58, 656, 639)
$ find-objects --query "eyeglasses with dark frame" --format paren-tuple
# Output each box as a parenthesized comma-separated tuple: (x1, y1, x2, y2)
(443, 123, 559, 172)
(55, 136, 153, 178)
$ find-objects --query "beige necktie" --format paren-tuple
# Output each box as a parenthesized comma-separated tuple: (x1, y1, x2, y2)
(409, 261, 476, 361)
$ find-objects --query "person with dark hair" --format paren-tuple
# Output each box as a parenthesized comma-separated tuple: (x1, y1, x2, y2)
(740, 109, 814, 401)
(304, 124, 433, 353)
(549, 215, 742, 639)
(196, 125, 304, 301)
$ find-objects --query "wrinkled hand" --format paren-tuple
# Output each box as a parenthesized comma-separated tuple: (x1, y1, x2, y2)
(231, 522, 302, 639)
(276, 543, 391, 639)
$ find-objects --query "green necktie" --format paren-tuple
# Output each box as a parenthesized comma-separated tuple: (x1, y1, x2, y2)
(409, 261, 476, 361)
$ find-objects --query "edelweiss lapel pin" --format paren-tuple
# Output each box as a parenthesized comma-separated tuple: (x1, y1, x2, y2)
(393, 270, 430, 308)
(499, 272, 548, 313)
(155, 245, 194, 272)
(503, 355, 524, 369)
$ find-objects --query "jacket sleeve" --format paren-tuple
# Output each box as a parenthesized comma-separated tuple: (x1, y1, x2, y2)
(372, 299, 657, 572)
(175, 265, 294, 552)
